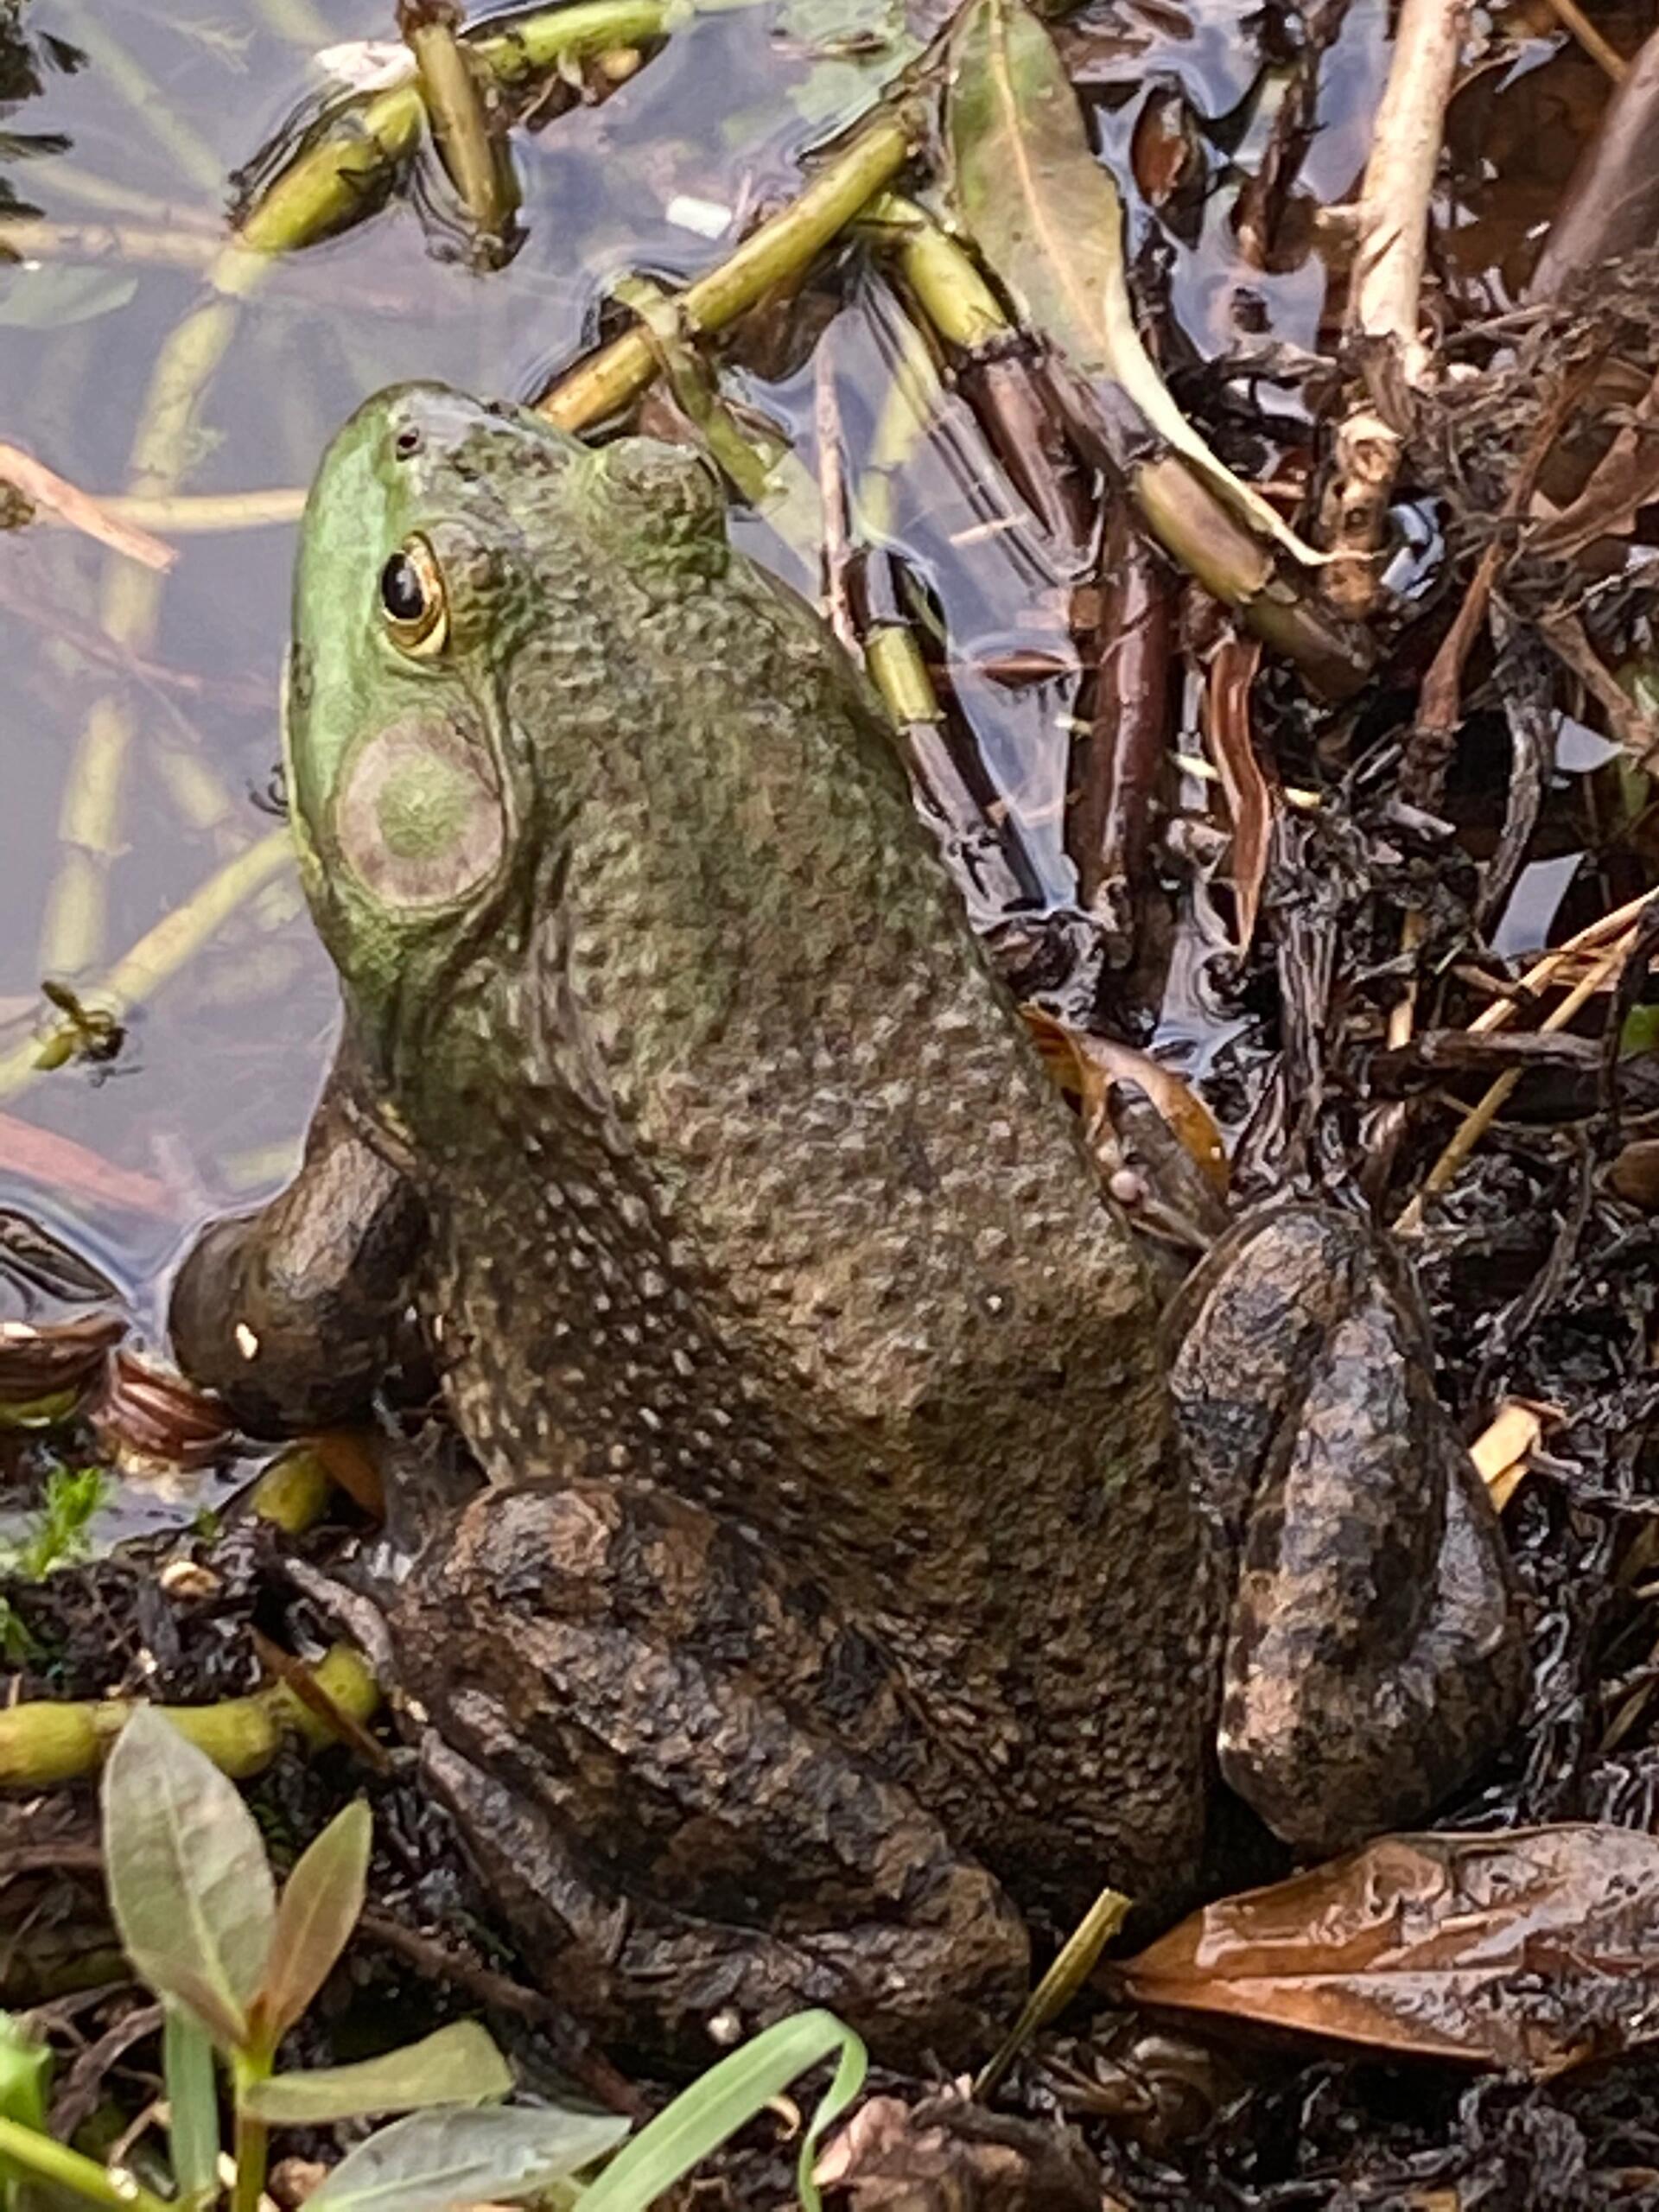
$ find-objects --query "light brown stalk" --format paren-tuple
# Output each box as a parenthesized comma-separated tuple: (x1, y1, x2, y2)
(1395, 926, 1639, 1233)
(1319, 0, 1470, 620)
(0, 442, 174, 569)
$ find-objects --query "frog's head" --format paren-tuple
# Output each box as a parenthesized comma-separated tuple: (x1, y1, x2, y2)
(285, 380, 730, 1063)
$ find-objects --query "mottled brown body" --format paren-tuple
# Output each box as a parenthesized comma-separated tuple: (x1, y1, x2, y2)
(172, 385, 1524, 2064)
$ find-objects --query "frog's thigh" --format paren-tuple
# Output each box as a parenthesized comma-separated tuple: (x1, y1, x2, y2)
(407, 1480, 1028, 2063)
(1213, 1264, 1528, 1855)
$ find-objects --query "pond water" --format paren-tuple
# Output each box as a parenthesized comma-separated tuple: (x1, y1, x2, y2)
(0, 0, 1620, 1506)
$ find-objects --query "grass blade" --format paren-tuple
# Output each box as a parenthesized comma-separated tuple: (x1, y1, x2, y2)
(577, 2011, 867, 2212)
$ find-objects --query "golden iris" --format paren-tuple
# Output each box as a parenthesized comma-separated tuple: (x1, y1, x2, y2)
(378, 535, 448, 657)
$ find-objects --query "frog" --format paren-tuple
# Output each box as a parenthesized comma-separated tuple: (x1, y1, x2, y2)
(169, 383, 1528, 2066)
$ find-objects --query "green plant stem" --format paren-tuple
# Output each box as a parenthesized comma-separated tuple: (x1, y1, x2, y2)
(238, 81, 426, 254)
(0, 2115, 174, 2212)
(96, 489, 307, 531)
(249, 1446, 335, 1535)
(973, 1885, 1130, 2100)
(232, 2051, 274, 2212)
(860, 192, 1007, 350)
(39, 272, 256, 980)
(0, 1644, 381, 1789)
(402, 2, 519, 257)
(539, 106, 920, 430)
(239, 2, 668, 257)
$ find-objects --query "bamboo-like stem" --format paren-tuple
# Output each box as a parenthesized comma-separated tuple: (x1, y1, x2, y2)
(1318, 0, 1469, 622)
(0, 2115, 174, 2212)
(860, 193, 1007, 351)
(538, 108, 918, 429)
(238, 1, 669, 257)
(400, 0, 520, 259)
(90, 489, 307, 532)
(0, 1644, 380, 1789)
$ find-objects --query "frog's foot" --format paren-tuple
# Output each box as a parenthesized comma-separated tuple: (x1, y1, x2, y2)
(1171, 1206, 1529, 1858)
(168, 1048, 426, 1436)
(385, 1481, 1030, 2066)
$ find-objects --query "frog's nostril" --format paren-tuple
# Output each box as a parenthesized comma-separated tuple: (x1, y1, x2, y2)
(393, 424, 423, 461)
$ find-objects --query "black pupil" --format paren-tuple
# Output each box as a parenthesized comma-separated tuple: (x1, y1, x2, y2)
(380, 553, 425, 624)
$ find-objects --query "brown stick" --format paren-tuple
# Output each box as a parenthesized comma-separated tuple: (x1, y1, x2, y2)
(1318, 0, 1469, 620)
(1529, 21, 1659, 300)
(1069, 505, 1173, 958)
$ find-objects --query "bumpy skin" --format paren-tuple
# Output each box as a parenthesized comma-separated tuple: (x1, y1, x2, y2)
(172, 384, 1524, 2063)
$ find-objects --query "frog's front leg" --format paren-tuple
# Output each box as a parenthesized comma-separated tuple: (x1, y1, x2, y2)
(384, 1482, 1030, 2066)
(1169, 1207, 1529, 1857)
(168, 1047, 427, 1435)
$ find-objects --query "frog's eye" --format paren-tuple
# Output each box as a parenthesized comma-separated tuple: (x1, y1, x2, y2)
(378, 535, 448, 658)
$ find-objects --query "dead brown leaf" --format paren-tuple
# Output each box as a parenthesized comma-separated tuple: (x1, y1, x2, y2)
(817, 2088, 1100, 2212)
(1118, 1827, 1659, 2075)
(1202, 634, 1273, 956)
(1529, 364, 1659, 559)
(1023, 1007, 1229, 1197)
(88, 1347, 234, 1471)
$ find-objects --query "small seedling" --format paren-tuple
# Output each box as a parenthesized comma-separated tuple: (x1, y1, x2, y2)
(0, 1708, 866, 2212)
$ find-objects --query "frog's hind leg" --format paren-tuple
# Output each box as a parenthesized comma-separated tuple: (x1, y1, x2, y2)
(1171, 1205, 1529, 1858)
(392, 1479, 1030, 2067)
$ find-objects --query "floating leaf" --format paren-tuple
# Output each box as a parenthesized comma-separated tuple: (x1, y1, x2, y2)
(102, 1706, 276, 2049)
(242, 2021, 512, 2126)
(305, 2102, 630, 2212)
(256, 1800, 372, 2046)
(581, 2009, 867, 2212)
(945, 0, 1312, 563)
(0, 266, 137, 329)
(1119, 1827, 1659, 2075)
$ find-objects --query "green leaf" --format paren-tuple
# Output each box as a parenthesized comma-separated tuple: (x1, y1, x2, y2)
(578, 2010, 867, 2212)
(0, 2013, 51, 2209)
(101, 1707, 276, 2050)
(257, 1801, 371, 2044)
(162, 2005, 220, 2212)
(239, 2022, 512, 2126)
(0, 267, 137, 330)
(945, 0, 1313, 563)
(304, 2103, 630, 2212)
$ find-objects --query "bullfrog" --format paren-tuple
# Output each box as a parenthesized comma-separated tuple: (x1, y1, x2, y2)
(170, 384, 1527, 2064)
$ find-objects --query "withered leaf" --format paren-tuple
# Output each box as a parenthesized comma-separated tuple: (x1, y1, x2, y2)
(1118, 1827, 1659, 2075)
